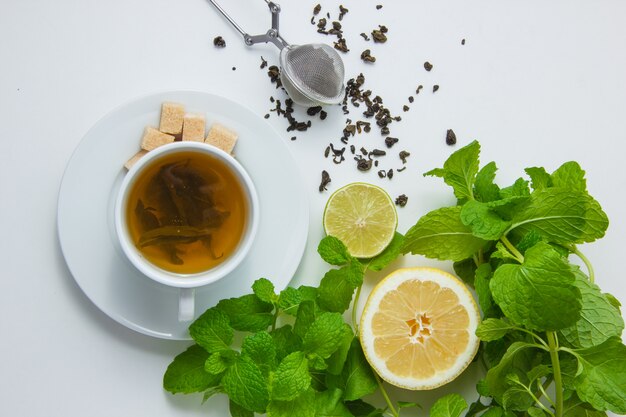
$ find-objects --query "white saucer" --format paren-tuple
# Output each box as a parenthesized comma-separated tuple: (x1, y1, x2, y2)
(57, 91, 309, 340)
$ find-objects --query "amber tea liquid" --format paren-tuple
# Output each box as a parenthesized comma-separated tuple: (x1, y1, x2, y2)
(126, 151, 248, 274)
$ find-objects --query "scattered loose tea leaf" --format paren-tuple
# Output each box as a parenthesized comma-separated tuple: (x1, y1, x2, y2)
(213, 36, 226, 48)
(387, 169, 394, 179)
(355, 155, 373, 171)
(319, 170, 331, 192)
(397, 166, 406, 172)
(360, 32, 370, 41)
(395, 194, 408, 207)
(231, 67, 236, 71)
(399, 150, 411, 164)
(324, 146, 331, 158)
(361, 49, 376, 63)
(307, 106, 323, 116)
(320, 110, 328, 120)
(313, 4, 321, 15)
(461, 38, 466, 45)
(339, 5, 349, 21)
(376, 4, 383, 10)
(350, 145, 355, 154)
(378, 170, 387, 178)
(371, 26, 388, 43)
(385, 137, 399, 148)
(433, 85, 440, 93)
(334, 38, 349, 53)
(370, 149, 386, 157)
(264, 114, 270, 119)
(290, 136, 296, 141)
(408, 96, 414, 103)
(416, 85, 423, 94)
(446, 129, 457, 145)
(260, 56, 268, 69)
(424, 61, 433, 71)
(403, 105, 409, 112)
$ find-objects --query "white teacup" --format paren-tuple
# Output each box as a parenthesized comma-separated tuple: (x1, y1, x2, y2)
(115, 141, 259, 321)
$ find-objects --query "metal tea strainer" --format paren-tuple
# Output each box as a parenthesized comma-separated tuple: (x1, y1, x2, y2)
(208, 0, 346, 106)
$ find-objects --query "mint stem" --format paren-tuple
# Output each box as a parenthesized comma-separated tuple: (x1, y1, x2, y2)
(547, 331, 564, 417)
(501, 235, 525, 263)
(569, 245, 595, 283)
(374, 373, 398, 417)
(352, 285, 363, 333)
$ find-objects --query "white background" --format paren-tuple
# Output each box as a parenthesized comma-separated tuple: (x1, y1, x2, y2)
(1, 0, 625, 415)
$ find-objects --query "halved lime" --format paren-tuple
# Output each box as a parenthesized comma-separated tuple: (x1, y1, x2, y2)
(323, 182, 397, 258)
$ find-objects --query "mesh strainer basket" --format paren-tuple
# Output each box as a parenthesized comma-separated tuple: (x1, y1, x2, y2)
(208, 0, 345, 106)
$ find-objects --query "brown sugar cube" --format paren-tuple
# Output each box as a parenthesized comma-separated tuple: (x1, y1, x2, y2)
(140, 127, 175, 151)
(182, 113, 206, 142)
(124, 149, 149, 170)
(205, 124, 238, 154)
(159, 102, 185, 135)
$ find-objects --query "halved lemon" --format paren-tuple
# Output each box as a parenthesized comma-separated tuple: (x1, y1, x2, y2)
(323, 183, 397, 258)
(360, 267, 480, 390)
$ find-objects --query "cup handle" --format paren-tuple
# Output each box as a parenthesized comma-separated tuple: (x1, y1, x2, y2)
(178, 288, 195, 322)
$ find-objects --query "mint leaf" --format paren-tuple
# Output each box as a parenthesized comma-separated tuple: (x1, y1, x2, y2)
(560, 268, 624, 348)
(267, 388, 315, 417)
(318, 235, 352, 266)
(163, 344, 221, 394)
(278, 287, 303, 316)
(429, 393, 468, 417)
(326, 337, 377, 401)
(344, 260, 365, 287)
(345, 400, 385, 417)
(453, 258, 477, 286)
(315, 389, 353, 417)
(573, 336, 626, 413)
(252, 278, 277, 304)
(551, 161, 587, 192)
(294, 300, 317, 339)
(499, 178, 530, 199)
(527, 408, 547, 417)
(474, 161, 501, 202)
(563, 394, 608, 417)
(363, 232, 404, 271)
(508, 189, 608, 244)
(485, 341, 538, 402)
(303, 312, 346, 358)
(424, 140, 480, 201)
(307, 353, 328, 371)
(222, 355, 269, 413)
(271, 351, 311, 401)
(205, 350, 235, 375)
(490, 241, 520, 261)
(189, 308, 233, 353)
(317, 268, 356, 313)
(242, 331, 276, 375)
(474, 263, 499, 319)
(476, 318, 516, 341)
(271, 325, 302, 362)
(217, 294, 274, 332)
(229, 400, 254, 417)
(461, 200, 511, 240)
(502, 379, 534, 411)
(298, 285, 318, 303)
(402, 206, 488, 261)
(526, 364, 551, 384)
(490, 242, 581, 331)
(325, 324, 354, 375)
(525, 167, 552, 191)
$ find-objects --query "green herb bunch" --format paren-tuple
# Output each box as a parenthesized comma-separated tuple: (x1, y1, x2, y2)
(401, 141, 626, 417)
(162, 230, 419, 417)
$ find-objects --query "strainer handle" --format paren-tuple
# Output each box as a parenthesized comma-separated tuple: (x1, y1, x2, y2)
(207, 0, 289, 50)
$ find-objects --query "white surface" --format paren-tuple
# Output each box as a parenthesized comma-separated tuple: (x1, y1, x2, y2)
(1, 0, 625, 415)
(58, 92, 305, 339)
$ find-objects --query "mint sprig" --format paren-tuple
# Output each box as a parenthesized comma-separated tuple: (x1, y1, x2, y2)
(403, 141, 625, 417)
